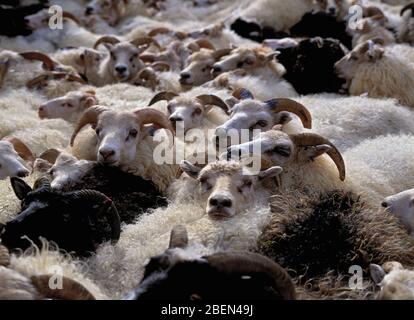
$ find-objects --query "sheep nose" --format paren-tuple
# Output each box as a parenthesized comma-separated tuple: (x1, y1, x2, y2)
(212, 65, 222, 73)
(169, 116, 183, 124)
(85, 7, 93, 15)
(381, 201, 389, 208)
(180, 72, 190, 80)
(99, 149, 115, 160)
(209, 195, 232, 208)
(115, 65, 127, 74)
(16, 170, 29, 178)
(329, 7, 336, 14)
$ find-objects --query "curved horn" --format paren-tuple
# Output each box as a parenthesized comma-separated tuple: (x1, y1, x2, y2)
(194, 39, 216, 51)
(265, 98, 312, 129)
(72, 189, 121, 243)
(62, 11, 81, 25)
(130, 37, 161, 49)
(290, 133, 346, 181)
(148, 91, 178, 106)
(150, 62, 171, 72)
(38, 148, 61, 165)
(70, 106, 109, 147)
(169, 225, 188, 249)
(175, 31, 188, 40)
(0, 245, 10, 267)
(93, 36, 120, 49)
(363, 6, 384, 18)
(212, 48, 232, 60)
(196, 94, 230, 114)
(33, 177, 51, 190)
(148, 27, 171, 37)
(139, 54, 157, 63)
(31, 275, 95, 300)
(232, 88, 254, 100)
(134, 108, 175, 133)
(19, 52, 55, 71)
(2, 136, 35, 164)
(401, 3, 414, 16)
(26, 72, 86, 89)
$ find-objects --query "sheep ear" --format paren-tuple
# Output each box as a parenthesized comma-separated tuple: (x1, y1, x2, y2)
(266, 51, 280, 61)
(10, 177, 32, 200)
(82, 96, 97, 108)
(180, 160, 201, 179)
(370, 264, 386, 285)
(258, 166, 283, 181)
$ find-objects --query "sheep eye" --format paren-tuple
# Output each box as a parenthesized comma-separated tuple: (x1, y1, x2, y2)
(193, 108, 202, 116)
(257, 120, 268, 127)
(95, 57, 100, 62)
(201, 67, 207, 72)
(66, 103, 73, 108)
(95, 128, 101, 135)
(237, 61, 243, 68)
(111, 53, 116, 60)
(129, 129, 138, 138)
(200, 178, 212, 190)
(48, 168, 55, 175)
(272, 146, 291, 157)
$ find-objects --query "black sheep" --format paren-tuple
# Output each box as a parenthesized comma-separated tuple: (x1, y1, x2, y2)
(290, 12, 353, 49)
(58, 164, 168, 225)
(0, 177, 121, 256)
(0, 1, 48, 37)
(276, 37, 347, 95)
(125, 226, 296, 300)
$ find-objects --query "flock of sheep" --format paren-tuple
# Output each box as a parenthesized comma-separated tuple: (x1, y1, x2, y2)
(1, 0, 414, 300)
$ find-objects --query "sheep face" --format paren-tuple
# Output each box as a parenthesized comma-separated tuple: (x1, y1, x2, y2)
(335, 40, 385, 80)
(48, 153, 95, 190)
(215, 100, 292, 143)
(227, 129, 345, 182)
(180, 50, 215, 86)
(85, 0, 126, 25)
(181, 160, 282, 219)
(382, 189, 414, 234)
(24, 9, 49, 29)
(0, 141, 30, 180)
(94, 111, 142, 166)
(315, 0, 343, 16)
(38, 91, 97, 122)
(212, 48, 279, 76)
(104, 43, 144, 82)
(167, 98, 206, 131)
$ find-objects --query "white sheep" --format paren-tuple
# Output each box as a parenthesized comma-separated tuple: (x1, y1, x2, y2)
(335, 39, 414, 108)
(69, 105, 178, 192)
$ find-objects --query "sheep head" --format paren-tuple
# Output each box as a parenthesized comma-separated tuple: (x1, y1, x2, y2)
(0, 137, 34, 180)
(70, 106, 174, 166)
(1, 177, 121, 256)
(94, 36, 159, 82)
(25, 9, 80, 29)
(85, 0, 129, 26)
(226, 129, 346, 182)
(38, 90, 98, 122)
(149, 91, 230, 132)
(180, 160, 282, 219)
(382, 188, 414, 234)
(335, 38, 385, 80)
(212, 47, 280, 76)
(180, 48, 231, 86)
(214, 89, 312, 146)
